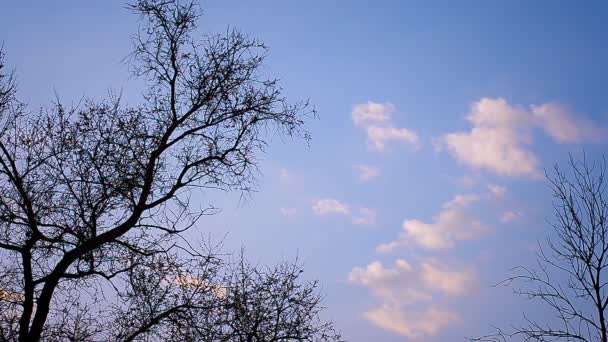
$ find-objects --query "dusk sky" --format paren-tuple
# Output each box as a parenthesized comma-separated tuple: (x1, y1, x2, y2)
(2, 1, 608, 340)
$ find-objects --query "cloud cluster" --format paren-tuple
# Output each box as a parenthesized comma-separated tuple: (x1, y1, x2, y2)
(312, 198, 376, 226)
(349, 259, 475, 338)
(356, 192, 491, 337)
(442, 98, 604, 177)
(345, 97, 602, 338)
(352, 102, 419, 151)
(377, 194, 486, 252)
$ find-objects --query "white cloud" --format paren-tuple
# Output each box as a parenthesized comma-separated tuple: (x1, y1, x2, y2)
(419, 261, 472, 296)
(377, 194, 486, 252)
(365, 306, 458, 338)
(349, 259, 475, 338)
(488, 184, 506, 198)
(457, 175, 478, 188)
(349, 260, 425, 304)
(442, 98, 605, 177)
(352, 101, 394, 126)
(443, 98, 539, 177)
(446, 193, 480, 208)
(500, 210, 521, 223)
(354, 164, 380, 182)
(312, 199, 378, 226)
(312, 198, 350, 216)
(352, 101, 419, 152)
(366, 126, 419, 151)
(173, 275, 227, 298)
(352, 207, 377, 225)
(280, 207, 297, 217)
(532, 103, 605, 143)
(279, 168, 290, 182)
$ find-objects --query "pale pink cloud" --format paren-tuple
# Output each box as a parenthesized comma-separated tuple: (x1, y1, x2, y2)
(420, 261, 473, 296)
(352, 101, 394, 126)
(442, 98, 605, 178)
(366, 125, 419, 151)
(312, 198, 350, 216)
(312, 198, 378, 226)
(352, 101, 419, 152)
(279, 168, 290, 182)
(352, 207, 377, 225)
(378, 194, 486, 252)
(443, 98, 538, 177)
(500, 210, 521, 223)
(349, 259, 475, 338)
(457, 175, 478, 188)
(354, 164, 380, 182)
(279, 207, 297, 217)
(488, 184, 507, 198)
(365, 306, 458, 339)
(532, 103, 606, 143)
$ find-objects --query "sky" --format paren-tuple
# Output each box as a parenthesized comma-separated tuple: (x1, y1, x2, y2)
(2, 1, 608, 340)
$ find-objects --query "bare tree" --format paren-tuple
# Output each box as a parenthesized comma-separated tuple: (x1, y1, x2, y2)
(0, 1, 340, 341)
(472, 155, 608, 342)
(107, 248, 341, 342)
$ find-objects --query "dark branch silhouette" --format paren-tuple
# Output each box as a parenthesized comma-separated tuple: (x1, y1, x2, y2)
(0, 1, 340, 341)
(471, 155, 608, 342)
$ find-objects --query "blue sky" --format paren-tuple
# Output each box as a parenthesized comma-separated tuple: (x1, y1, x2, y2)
(2, 1, 608, 340)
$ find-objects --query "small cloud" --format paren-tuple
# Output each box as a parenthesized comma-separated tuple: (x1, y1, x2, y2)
(365, 306, 458, 339)
(445, 194, 480, 208)
(173, 275, 226, 298)
(378, 194, 486, 252)
(352, 101, 394, 126)
(531, 103, 606, 143)
(457, 175, 478, 188)
(488, 184, 506, 198)
(354, 164, 380, 182)
(352, 101, 419, 152)
(280, 207, 297, 217)
(313, 199, 378, 226)
(349, 259, 475, 338)
(500, 210, 521, 223)
(366, 126, 419, 151)
(431, 137, 445, 152)
(279, 168, 290, 182)
(352, 207, 377, 225)
(312, 198, 350, 216)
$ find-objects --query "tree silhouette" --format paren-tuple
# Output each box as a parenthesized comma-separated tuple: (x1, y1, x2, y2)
(472, 155, 608, 342)
(0, 1, 340, 340)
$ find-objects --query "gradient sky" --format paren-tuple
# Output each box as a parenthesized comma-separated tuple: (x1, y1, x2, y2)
(2, 1, 608, 341)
